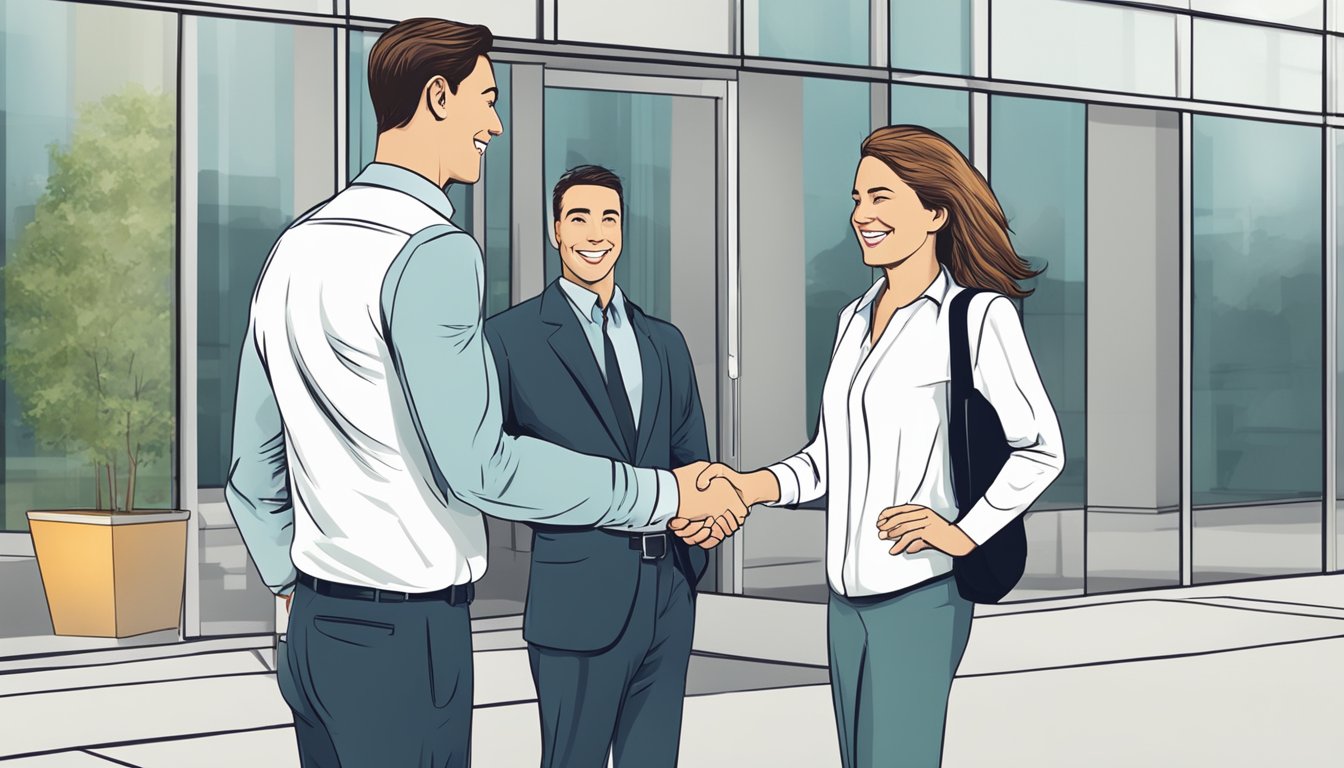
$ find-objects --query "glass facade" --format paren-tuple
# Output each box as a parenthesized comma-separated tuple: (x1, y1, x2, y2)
(1193, 20, 1322, 113)
(197, 19, 334, 489)
(992, 0, 1179, 97)
(195, 16, 335, 635)
(752, 0, 868, 65)
(802, 78, 876, 438)
(739, 76, 871, 604)
(890, 0, 972, 75)
(1192, 115, 1323, 583)
(991, 95, 1087, 598)
(890, 83, 971, 158)
(2, 1, 177, 533)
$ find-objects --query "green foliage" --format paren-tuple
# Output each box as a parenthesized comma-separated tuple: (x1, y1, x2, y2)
(5, 84, 176, 511)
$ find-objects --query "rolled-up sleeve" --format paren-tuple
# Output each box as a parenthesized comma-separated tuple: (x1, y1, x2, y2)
(224, 324, 297, 595)
(384, 229, 675, 529)
(956, 297, 1066, 546)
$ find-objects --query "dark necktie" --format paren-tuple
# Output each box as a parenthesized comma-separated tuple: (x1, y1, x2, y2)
(602, 306, 638, 461)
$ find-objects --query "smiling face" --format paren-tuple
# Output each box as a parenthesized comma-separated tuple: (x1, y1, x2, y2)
(435, 55, 503, 185)
(555, 184, 623, 286)
(851, 155, 945, 269)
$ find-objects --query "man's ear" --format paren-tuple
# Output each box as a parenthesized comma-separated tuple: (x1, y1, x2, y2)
(426, 76, 451, 121)
(549, 219, 560, 250)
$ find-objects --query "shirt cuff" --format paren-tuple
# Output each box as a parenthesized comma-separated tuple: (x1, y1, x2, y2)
(955, 498, 1017, 546)
(645, 468, 679, 529)
(766, 463, 800, 507)
(628, 468, 677, 533)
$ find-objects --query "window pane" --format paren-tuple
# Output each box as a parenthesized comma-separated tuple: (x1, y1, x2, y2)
(195, 18, 334, 635)
(2, 1, 177, 530)
(990, 95, 1086, 599)
(557, 0, 733, 54)
(740, 76, 871, 604)
(1337, 128, 1344, 569)
(197, 19, 333, 489)
(890, 0, 972, 74)
(1193, 20, 1322, 112)
(347, 0, 539, 39)
(1192, 0, 1323, 29)
(750, 0, 869, 65)
(992, 0, 1178, 97)
(889, 84, 970, 158)
(1335, 36, 1344, 114)
(543, 89, 674, 319)
(1192, 115, 1323, 583)
(803, 79, 876, 439)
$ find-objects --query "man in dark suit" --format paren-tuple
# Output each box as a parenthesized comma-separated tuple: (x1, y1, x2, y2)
(485, 165, 713, 768)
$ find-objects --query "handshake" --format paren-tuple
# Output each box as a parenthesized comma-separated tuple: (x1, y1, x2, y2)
(663, 461, 782, 549)
(660, 462, 977, 557)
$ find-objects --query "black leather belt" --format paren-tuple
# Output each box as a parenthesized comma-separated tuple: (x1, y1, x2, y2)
(297, 572, 474, 605)
(628, 532, 669, 560)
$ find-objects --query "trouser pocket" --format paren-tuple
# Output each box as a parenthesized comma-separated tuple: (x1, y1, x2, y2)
(427, 603, 473, 710)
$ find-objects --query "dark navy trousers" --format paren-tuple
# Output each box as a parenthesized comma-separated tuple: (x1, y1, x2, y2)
(277, 580, 474, 767)
(528, 554, 695, 768)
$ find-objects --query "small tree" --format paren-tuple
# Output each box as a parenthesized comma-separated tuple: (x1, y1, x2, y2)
(5, 84, 176, 512)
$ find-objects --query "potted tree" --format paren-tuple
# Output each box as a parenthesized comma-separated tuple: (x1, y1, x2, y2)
(6, 84, 188, 638)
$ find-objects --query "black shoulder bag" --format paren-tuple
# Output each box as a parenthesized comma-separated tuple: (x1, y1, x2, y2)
(948, 289, 1027, 604)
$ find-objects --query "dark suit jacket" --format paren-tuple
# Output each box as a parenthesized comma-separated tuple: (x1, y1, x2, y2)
(484, 280, 710, 653)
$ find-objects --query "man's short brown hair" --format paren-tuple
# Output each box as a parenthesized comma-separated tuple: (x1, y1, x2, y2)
(552, 165, 625, 223)
(368, 18, 493, 134)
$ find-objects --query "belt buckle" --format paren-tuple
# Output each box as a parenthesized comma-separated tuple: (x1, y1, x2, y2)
(377, 589, 408, 603)
(640, 533, 667, 560)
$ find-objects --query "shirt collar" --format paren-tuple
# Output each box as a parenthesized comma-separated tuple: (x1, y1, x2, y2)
(856, 265, 952, 312)
(350, 162, 456, 222)
(558, 277, 627, 326)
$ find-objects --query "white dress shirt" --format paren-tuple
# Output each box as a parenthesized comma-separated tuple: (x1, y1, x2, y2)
(766, 267, 1065, 598)
(227, 164, 674, 594)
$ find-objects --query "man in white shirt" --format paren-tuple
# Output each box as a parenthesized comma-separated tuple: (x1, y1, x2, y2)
(225, 18, 744, 767)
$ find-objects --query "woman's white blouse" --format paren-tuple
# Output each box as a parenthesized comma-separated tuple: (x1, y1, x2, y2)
(766, 268, 1065, 598)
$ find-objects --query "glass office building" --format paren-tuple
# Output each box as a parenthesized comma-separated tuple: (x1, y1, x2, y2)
(3, 0, 1342, 652)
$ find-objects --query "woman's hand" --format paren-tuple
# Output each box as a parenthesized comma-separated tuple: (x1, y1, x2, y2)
(695, 464, 781, 507)
(876, 505, 977, 557)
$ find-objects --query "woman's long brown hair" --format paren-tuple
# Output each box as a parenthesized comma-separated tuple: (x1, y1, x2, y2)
(860, 125, 1040, 298)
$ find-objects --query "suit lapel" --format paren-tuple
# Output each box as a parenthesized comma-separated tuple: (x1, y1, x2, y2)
(629, 307, 664, 466)
(541, 283, 627, 452)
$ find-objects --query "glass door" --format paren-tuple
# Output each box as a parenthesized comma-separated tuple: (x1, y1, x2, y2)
(490, 71, 728, 596)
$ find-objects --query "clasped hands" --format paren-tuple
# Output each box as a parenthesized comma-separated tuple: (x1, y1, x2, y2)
(668, 462, 977, 558)
(665, 461, 748, 549)
(665, 462, 780, 549)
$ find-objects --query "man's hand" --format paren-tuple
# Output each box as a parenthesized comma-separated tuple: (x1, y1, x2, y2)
(669, 461, 749, 548)
(876, 505, 977, 557)
(695, 463, 781, 507)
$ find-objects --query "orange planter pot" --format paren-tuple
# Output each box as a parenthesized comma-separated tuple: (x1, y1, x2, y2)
(26, 510, 190, 638)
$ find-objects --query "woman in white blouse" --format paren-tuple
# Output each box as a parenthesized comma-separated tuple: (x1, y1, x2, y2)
(700, 125, 1064, 767)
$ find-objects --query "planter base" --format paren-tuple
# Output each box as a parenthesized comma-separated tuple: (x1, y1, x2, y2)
(27, 510, 189, 638)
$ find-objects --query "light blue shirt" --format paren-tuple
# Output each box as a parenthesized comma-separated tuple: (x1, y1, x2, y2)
(556, 278, 644, 427)
(225, 163, 678, 594)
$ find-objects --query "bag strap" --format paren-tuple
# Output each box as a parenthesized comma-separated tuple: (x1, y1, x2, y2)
(948, 288, 984, 515)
